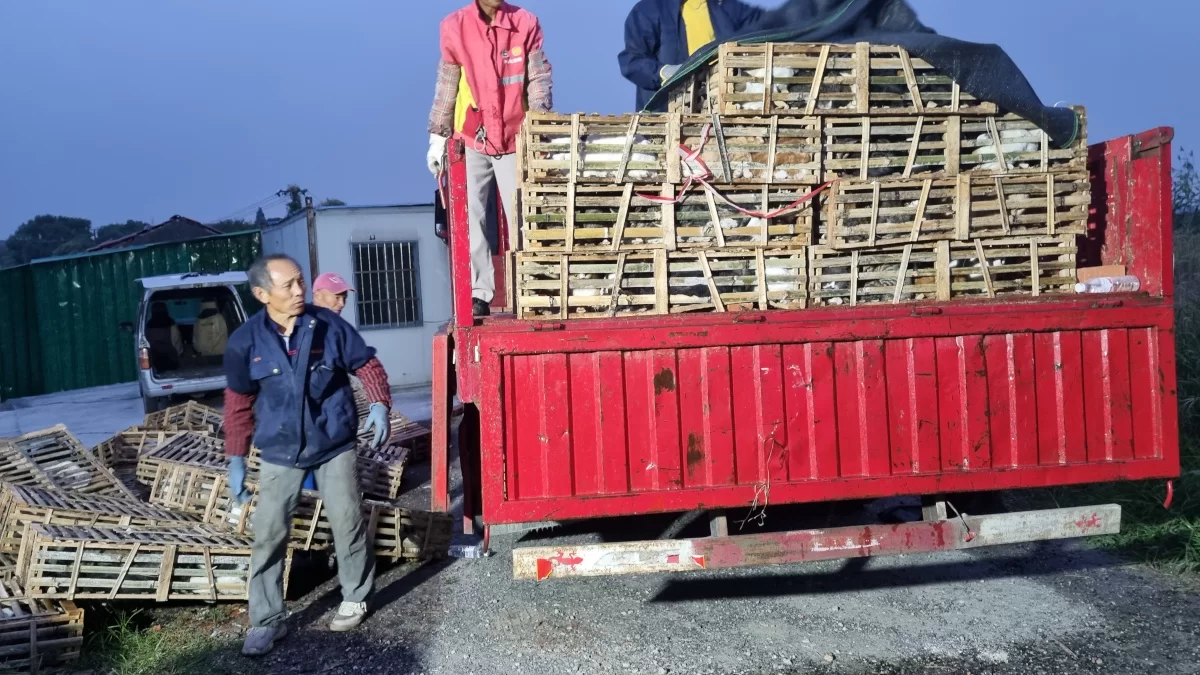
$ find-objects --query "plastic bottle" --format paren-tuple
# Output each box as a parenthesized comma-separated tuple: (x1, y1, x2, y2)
(1074, 276, 1141, 293)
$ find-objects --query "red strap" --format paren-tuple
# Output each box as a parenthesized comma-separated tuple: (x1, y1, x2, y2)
(636, 122, 835, 219)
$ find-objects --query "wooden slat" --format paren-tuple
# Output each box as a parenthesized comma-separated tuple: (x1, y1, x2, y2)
(804, 44, 831, 115)
(975, 239, 996, 298)
(696, 252, 726, 313)
(855, 42, 871, 113)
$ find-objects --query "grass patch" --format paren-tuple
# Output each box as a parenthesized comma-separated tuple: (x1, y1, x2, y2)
(78, 606, 241, 675)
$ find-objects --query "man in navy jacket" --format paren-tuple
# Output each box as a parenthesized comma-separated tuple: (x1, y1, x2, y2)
(223, 254, 393, 657)
(618, 0, 764, 111)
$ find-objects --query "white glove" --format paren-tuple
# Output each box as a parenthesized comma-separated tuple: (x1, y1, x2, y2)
(426, 134, 448, 176)
(660, 64, 681, 84)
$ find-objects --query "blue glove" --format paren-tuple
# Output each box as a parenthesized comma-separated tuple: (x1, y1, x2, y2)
(227, 456, 252, 505)
(359, 402, 391, 449)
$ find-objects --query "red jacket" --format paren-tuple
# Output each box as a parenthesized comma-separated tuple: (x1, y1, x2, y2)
(430, 2, 553, 156)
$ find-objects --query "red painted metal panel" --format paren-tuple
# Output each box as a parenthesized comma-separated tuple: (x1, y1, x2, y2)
(678, 348, 736, 488)
(481, 312, 1178, 524)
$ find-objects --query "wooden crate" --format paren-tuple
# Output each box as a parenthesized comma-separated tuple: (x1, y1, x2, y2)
(669, 42, 998, 116)
(809, 235, 1077, 306)
(209, 490, 452, 560)
(137, 432, 227, 486)
(0, 426, 134, 499)
(519, 113, 821, 185)
(0, 581, 83, 673)
(143, 400, 224, 435)
(246, 438, 415, 500)
(0, 555, 13, 583)
(92, 427, 178, 499)
(825, 173, 1091, 249)
(92, 427, 169, 469)
(367, 503, 453, 561)
(516, 248, 808, 319)
(16, 524, 278, 602)
(357, 442, 411, 501)
(520, 183, 815, 253)
(822, 111, 1087, 181)
(208, 489, 335, 552)
(0, 485, 198, 556)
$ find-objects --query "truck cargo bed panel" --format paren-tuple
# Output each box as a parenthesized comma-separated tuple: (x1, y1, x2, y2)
(476, 303, 1177, 524)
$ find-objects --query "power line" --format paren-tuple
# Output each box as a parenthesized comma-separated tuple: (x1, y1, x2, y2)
(213, 194, 288, 223)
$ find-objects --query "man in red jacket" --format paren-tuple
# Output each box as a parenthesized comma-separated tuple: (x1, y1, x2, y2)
(426, 0, 553, 317)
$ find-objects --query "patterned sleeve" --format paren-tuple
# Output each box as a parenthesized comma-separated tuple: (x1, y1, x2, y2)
(429, 59, 461, 137)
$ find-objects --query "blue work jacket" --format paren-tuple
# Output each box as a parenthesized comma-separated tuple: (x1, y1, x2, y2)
(618, 0, 764, 112)
(225, 305, 374, 469)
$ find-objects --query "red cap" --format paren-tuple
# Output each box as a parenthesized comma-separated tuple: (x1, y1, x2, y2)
(313, 272, 354, 294)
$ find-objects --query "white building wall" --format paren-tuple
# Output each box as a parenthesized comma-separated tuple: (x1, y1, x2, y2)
(313, 206, 449, 388)
(259, 216, 312, 283)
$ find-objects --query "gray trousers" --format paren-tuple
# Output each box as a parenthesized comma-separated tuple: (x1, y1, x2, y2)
(465, 148, 517, 303)
(249, 449, 374, 628)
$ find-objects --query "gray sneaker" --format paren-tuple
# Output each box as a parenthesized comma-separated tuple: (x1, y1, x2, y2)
(242, 623, 288, 656)
(329, 601, 368, 632)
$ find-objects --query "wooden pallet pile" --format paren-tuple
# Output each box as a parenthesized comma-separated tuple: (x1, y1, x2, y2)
(0, 580, 83, 672)
(514, 41, 1089, 317)
(0, 389, 444, 671)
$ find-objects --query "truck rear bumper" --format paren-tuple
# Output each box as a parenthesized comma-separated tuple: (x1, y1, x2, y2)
(513, 504, 1120, 581)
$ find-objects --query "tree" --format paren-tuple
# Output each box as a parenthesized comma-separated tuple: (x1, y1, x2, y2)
(5, 215, 92, 264)
(254, 207, 268, 228)
(319, 199, 346, 207)
(278, 185, 308, 217)
(210, 219, 254, 233)
(94, 220, 149, 246)
(1175, 148, 1200, 231)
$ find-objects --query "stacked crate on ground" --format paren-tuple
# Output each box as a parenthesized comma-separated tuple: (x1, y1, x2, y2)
(667, 42, 1000, 116)
(385, 419, 432, 464)
(207, 491, 453, 560)
(808, 235, 1077, 306)
(91, 427, 178, 497)
(0, 555, 13, 583)
(0, 581, 83, 673)
(0, 485, 198, 557)
(0, 426, 134, 499)
(139, 433, 241, 519)
(516, 248, 808, 319)
(520, 182, 815, 252)
(519, 113, 821, 186)
(821, 112, 1087, 181)
(823, 173, 1091, 249)
(15, 524, 274, 602)
(143, 401, 224, 435)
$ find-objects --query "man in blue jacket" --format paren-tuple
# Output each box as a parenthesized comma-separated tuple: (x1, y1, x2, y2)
(618, 0, 764, 112)
(223, 254, 393, 657)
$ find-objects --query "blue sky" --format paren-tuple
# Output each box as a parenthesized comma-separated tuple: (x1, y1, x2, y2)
(1, 0, 1195, 235)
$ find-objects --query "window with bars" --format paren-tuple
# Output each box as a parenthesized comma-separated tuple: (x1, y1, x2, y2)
(350, 241, 422, 329)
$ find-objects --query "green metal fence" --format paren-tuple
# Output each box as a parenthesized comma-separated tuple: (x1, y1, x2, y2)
(0, 265, 42, 400)
(0, 231, 261, 400)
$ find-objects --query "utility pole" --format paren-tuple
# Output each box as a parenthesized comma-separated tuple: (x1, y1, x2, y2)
(305, 196, 319, 279)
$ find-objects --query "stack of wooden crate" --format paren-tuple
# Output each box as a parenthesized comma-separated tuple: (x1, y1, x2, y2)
(513, 42, 1089, 318)
(0, 397, 449, 672)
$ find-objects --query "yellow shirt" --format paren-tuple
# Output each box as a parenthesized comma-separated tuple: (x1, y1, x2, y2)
(681, 0, 716, 55)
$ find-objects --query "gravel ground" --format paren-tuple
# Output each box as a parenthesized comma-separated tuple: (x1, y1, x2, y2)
(35, 387, 1193, 675)
(166, 451, 1200, 675)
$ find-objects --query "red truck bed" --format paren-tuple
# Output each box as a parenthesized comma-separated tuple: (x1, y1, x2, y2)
(431, 127, 1179, 535)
